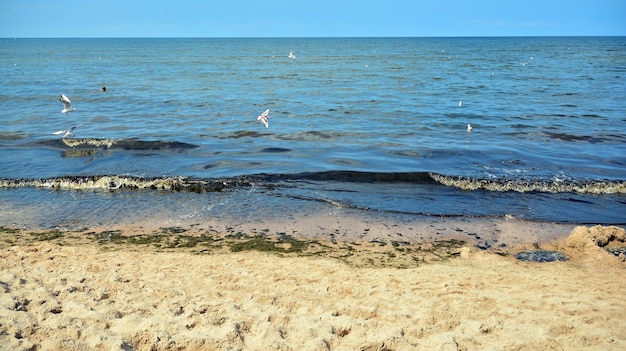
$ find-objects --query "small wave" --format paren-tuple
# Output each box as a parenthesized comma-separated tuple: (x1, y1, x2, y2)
(0, 175, 249, 192)
(248, 171, 440, 184)
(2, 171, 624, 195)
(430, 173, 626, 194)
(229, 130, 266, 139)
(546, 132, 626, 144)
(3, 171, 437, 190)
(37, 138, 199, 150)
(276, 130, 351, 142)
(543, 132, 610, 144)
(261, 147, 291, 153)
(0, 132, 28, 141)
(0, 172, 439, 193)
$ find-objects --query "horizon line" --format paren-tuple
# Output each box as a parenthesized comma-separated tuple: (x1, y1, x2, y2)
(3, 35, 625, 40)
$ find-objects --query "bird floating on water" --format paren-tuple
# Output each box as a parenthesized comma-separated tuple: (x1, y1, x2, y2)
(59, 94, 76, 115)
(458, 100, 463, 108)
(52, 126, 76, 138)
(288, 51, 296, 59)
(467, 124, 473, 132)
(257, 108, 271, 128)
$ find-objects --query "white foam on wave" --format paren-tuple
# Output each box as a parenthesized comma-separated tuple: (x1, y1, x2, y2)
(430, 173, 626, 194)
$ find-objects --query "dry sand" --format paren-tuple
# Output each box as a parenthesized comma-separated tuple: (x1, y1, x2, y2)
(1, 225, 625, 351)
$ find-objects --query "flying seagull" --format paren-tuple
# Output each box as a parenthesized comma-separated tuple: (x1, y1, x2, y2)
(257, 108, 271, 128)
(288, 51, 296, 59)
(59, 94, 76, 115)
(52, 126, 76, 138)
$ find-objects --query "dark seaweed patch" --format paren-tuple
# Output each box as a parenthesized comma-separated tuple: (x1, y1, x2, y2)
(89, 229, 219, 249)
(0, 226, 473, 268)
(91, 230, 125, 243)
(31, 230, 64, 241)
(230, 235, 308, 253)
(0, 226, 21, 234)
(158, 227, 188, 235)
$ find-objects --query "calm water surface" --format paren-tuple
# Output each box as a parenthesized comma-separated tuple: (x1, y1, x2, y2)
(1, 37, 625, 236)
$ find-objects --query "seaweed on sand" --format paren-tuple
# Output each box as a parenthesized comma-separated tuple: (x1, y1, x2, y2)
(0, 226, 21, 234)
(230, 234, 309, 254)
(90, 230, 125, 243)
(31, 230, 64, 241)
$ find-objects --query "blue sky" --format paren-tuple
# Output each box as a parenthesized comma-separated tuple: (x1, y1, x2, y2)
(1, 0, 624, 37)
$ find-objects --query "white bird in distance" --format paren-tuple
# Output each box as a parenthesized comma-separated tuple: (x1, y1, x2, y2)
(257, 108, 271, 128)
(59, 94, 76, 115)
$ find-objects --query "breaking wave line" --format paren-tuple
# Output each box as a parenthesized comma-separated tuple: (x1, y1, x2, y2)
(429, 173, 626, 194)
(0, 172, 624, 195)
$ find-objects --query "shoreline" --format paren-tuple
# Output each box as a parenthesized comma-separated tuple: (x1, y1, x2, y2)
(0, 218, 588, 267)
(0, 210, 584, 252)
(1, 221, 624, 268)
(1, 224, 625, 350)
(0, 224, 474, 269)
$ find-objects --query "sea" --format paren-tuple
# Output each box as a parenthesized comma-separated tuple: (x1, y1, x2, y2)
(1, 37, 625, 246)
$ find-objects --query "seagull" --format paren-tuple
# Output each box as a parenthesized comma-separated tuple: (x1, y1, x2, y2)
(467, 124, 473, 132)
(257, 108, 271, 128)
(52, 126, 76, 138)
(59, 94, 76, 115)
(458, 100, 463, 108)
(288, 51, 296, 59)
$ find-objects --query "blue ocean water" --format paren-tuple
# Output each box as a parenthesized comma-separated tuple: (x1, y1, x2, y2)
(0, 37, 625, 234)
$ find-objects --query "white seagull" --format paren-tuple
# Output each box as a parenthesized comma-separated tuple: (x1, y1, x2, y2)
(467, 124, 473, 132)
(59, 94, 76, 115)
(288, 51, 296, 59)
(257, 108, 271, 128)
(52, 126, 76, 138)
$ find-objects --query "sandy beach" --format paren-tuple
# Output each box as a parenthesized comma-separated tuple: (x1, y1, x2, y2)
(1, 224, 625, 350)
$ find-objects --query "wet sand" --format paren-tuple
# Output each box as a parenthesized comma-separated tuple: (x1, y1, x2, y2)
(1, 224, 625, 350)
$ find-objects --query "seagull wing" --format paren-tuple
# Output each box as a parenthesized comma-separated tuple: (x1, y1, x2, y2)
(53, 126, 77, 136)
(260, 117, 269, 128)
(59, 94, 72, 109)
(260, 109, 270, 118)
